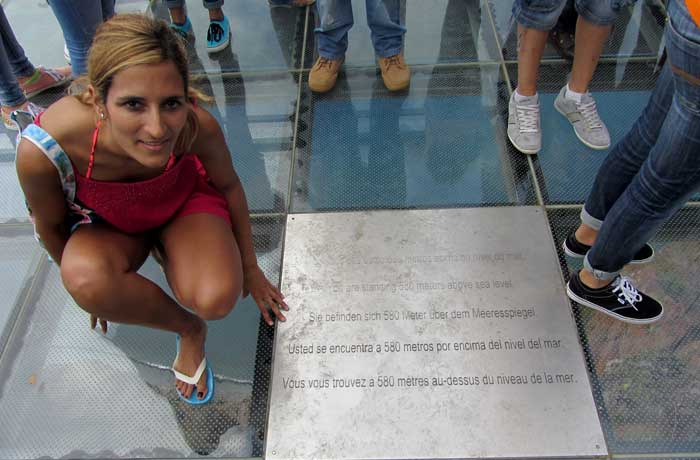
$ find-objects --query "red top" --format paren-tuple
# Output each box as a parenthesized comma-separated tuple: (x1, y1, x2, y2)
(37, 114, 202, 234)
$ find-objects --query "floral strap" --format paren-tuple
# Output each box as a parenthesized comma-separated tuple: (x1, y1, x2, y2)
(21, 124, 76, 202)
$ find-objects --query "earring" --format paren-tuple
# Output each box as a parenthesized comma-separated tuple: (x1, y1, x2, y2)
(100, 112, 105, 120)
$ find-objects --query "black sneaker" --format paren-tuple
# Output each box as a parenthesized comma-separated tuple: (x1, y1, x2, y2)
(566, 272, 663, 324)
(563, 233, 654, 264)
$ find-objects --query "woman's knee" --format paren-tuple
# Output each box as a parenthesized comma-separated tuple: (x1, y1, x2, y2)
(60, 255, 118, 310)
(182, 281, 242, 321)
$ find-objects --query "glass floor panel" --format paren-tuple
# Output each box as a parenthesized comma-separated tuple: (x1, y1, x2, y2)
(512, 60, 659, 204)
(292, 64, 536, 212)
(548, 207, 700, 455)
(0, 216, 283, 459)
(192, 72, 299, 213)
(0, 225, 42, 351)
(1, 0, 698, 458)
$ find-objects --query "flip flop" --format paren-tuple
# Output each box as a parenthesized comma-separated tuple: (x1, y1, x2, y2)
(173, 335, 214, 405)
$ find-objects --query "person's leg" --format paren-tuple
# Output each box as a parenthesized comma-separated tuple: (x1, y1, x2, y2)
(314, 0, 353, 60)
(583, 0, 700, 280)
(572, 62, 675, 247)
(309, 0, 354, 92)
(60, 224, 209, 399)
(552, 0, 622, 150)
(166, 0, 188, 25)
(508, 0, 565, 154)
(203, 0, 225, 21)
(159, 213, 243, 398)
(100, 0, 115, 21)
(366, 0, 409, 91)
(0, 5, 29, 108)
(0, 5, 52, 129)
(512, 0, 565, 96)
(203, 0, 230, 53)
(566, 0, 700, 323)
(48, 0, 109, 75)
(515, 24, 549, 97)
(365, 0, 405, 58)
(568, 19, 611, 93)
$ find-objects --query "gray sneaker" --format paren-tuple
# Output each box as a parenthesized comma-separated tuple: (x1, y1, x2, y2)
(554, 86, 611, 150)
(507, 92, 541, 154)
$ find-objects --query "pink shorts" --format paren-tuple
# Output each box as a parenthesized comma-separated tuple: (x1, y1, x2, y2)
(174, 169, 232, 226)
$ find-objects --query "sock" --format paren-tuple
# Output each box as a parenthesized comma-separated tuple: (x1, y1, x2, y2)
(514, 89, 537, 103)
(565, 83, 584, 103)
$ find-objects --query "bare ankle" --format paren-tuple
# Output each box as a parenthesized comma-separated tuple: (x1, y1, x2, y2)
(169, 7, 187, 24)
(209, 8, 224, 21)
(575, 223, 597, 246)
(180, 315, 206, 339)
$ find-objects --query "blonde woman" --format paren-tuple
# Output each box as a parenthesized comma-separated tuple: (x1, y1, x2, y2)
(15, 14, 287, 405)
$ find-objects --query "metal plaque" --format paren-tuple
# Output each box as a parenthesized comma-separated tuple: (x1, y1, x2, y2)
(266, 207, 606, 459)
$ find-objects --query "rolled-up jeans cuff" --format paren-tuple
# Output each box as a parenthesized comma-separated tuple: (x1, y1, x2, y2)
(580, 206, 603, 231)
(583, 254, 620, 281)
(512, 3, 561, 30)
(203, 0, 224, 9)
(376, 46, 403, 59)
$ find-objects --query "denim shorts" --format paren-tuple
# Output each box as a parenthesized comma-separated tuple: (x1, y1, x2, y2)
(512, 0, 638, 30)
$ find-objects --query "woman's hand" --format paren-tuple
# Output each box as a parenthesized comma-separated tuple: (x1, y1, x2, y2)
(243, 266, 288, 326)
(90, 314, 108, 334)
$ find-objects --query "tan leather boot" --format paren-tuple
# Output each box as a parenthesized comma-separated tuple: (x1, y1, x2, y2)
(378, 54, 410, 91)
(309, 56, 343, 93)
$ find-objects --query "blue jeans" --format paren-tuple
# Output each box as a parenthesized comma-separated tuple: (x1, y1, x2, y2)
(0, 5, 34, 107)
(581, 0, 700, 280)
(48, 0, 115, 76)
(314, 0, 406, 59)
(165, 0, 224, 9)
(513, 0, 637, 30)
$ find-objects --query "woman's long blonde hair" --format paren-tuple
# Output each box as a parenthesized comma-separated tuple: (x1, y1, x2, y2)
(71, 13, 209, 154)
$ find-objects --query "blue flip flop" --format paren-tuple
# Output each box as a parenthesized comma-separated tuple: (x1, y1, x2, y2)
(173, 335, 214, 405)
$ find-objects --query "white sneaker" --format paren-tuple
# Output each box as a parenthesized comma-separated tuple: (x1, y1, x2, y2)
(507, 91, 541, 154)
(554, 86, 611, 150)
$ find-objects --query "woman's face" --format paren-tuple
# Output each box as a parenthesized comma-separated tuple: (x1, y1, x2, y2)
(101, 60, 188, 169)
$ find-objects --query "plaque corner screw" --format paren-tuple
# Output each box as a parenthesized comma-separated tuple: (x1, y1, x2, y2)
(272, 451, 277, 455)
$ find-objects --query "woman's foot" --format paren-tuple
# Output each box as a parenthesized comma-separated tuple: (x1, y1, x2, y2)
(564, 224, 654, 264)
(173, 318, 209, 400)
(17, 66, 71, 99)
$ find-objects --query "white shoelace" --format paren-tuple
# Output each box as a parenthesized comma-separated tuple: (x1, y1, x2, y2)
(516, 104, 540, 133)
(612, 276, 643, 309)
(577, 99, 603, 130)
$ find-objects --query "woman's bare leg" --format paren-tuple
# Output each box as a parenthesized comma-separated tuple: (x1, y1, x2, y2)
(60, 224, 206, 398)
(569, 17, 612, 93)
(160, 213, 243, 400)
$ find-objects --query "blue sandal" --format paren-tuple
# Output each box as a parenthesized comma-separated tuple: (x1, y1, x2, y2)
(206, 16, 230, 53)
(173, 336, 214, 405)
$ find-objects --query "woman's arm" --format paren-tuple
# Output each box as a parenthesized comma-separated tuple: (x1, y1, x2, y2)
(190, 106, 287, 324)
(16, 139, 70, 264)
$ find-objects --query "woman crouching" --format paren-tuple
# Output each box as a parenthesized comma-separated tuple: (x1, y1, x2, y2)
(15, 13, 287, 405)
